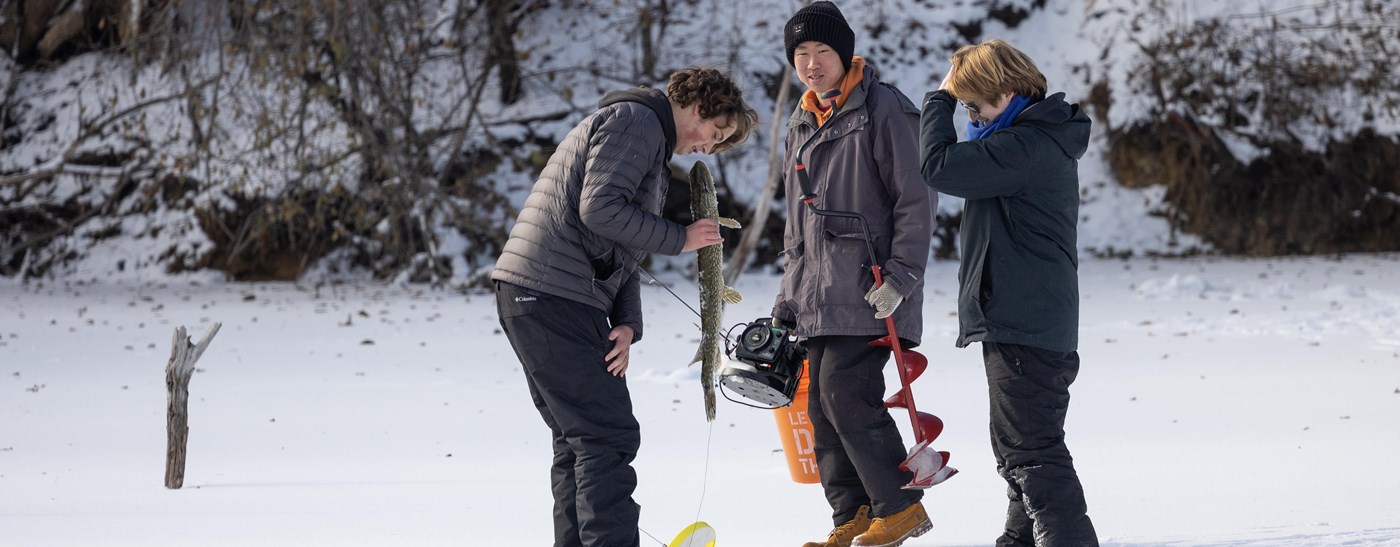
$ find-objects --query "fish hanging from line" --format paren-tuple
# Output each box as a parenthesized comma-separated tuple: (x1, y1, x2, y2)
(688, 161, 742, 422)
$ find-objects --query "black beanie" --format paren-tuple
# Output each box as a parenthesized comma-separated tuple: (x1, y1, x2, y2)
(784, 1, 855, 72)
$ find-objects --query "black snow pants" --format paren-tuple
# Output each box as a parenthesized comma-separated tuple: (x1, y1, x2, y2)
(806, 335, 923, 524)
(983, 341, 1098, 547)
(496, 281, 641, 547)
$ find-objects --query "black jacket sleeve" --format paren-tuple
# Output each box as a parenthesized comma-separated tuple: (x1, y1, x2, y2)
(919, 90, 1036, 200)
(611, 270, 644, 342)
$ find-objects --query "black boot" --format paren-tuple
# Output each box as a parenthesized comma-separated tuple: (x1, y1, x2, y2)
(994, 482, 1035, 547)
(1004, 464, 1098, 547)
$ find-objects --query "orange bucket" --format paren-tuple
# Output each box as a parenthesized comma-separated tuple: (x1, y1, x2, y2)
(772, 359, 820, 484)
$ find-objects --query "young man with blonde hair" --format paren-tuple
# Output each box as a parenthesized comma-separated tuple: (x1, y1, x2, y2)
(772, 2, 937, 546)
(919, 39, 1099, 546)
(494, 67, 756, 547)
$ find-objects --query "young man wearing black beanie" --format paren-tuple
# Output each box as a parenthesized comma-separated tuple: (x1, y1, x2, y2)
(771, 2, 939, 547)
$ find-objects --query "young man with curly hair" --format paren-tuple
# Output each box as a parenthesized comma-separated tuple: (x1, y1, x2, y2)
(493, 67, 757, 547)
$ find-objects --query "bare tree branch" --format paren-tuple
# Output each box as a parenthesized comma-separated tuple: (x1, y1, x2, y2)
(0, 77, 217, 188)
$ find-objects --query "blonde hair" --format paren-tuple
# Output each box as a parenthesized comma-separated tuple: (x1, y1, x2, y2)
(946, 39, 1047, 105)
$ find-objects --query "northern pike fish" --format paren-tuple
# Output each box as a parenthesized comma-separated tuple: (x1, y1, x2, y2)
(688, 161, 742, 422)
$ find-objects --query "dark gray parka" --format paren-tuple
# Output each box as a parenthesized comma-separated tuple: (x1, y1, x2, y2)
(919, 89, 1091, 352)
(772, 64, 935, 347)
(492, 88, 686, 342)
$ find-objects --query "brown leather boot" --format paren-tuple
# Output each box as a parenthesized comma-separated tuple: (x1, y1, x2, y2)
(851, 502, 931, 547)
(801, 505, 872, 547)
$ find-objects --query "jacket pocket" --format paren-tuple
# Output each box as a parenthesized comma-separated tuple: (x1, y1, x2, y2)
(590, 311, 613, 354)
(583, 239, 617, 280)
(821, 215, 883, 265)
(803, 114, 868, 173)
(819, 216, 880, 306)
(777, 239, 805, 318)
(590, 265, 627, 304)
(819, 112, 869, 142)
(962, 238, 990, 325)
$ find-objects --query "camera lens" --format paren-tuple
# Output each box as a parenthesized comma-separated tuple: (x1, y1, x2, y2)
(742, 324, 772, 351)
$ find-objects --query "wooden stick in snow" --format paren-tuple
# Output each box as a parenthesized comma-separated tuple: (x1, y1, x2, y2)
(165, 323, 221, 490)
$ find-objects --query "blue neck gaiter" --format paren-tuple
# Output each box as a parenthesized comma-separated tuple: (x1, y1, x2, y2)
(966, 95, 1032, 141)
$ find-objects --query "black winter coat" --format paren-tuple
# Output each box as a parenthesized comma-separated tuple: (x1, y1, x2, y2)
(919, 90, 1091, 352)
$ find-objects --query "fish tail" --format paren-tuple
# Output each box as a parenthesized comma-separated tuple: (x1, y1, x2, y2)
(703, 345, 719, 421)
(704, 382, 716, 421)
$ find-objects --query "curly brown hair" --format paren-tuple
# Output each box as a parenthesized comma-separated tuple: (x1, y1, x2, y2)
(666, 67, 759, 153)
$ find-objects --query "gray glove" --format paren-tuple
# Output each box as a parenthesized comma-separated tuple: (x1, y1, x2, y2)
(771, 315, 792, 331)
(864, 280, 904, 319)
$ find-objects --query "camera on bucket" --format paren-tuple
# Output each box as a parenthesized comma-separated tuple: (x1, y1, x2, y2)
(719, 317, 806, 408)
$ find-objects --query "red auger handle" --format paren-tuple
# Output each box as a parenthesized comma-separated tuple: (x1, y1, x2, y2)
(872, 264, 923, 442)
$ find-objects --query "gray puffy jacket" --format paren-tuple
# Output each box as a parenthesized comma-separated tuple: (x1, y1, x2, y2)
(773, 64, 935, 347)
(492, 88, 686, 342)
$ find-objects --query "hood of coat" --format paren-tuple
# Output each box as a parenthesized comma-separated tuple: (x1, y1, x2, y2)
(1016, 92, 1091, 160)
(598, 87, 677, 159)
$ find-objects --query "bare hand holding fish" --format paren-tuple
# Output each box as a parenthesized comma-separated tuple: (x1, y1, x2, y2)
(683, 218, 724, 251)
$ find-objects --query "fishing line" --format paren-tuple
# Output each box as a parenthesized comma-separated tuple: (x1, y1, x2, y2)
(635, 266, 720, 545)
(692, 419, 715, 533)
(634, 387, 721, 547)
(640, 266, 703, 320)
(640, 264, 721, 524)
(639, 526, 665, 546)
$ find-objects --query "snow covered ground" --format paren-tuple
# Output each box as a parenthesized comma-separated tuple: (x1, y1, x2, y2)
(3, 254, 1400, 546)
